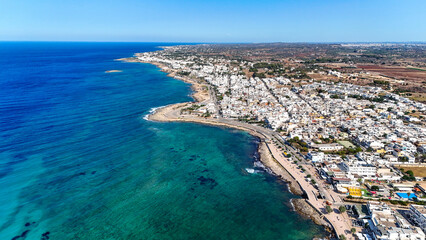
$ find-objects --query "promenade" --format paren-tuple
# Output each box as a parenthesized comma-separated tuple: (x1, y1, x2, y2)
(149, 103, 354, 239)
(266, 141, 353, 239)
(140, 58, 355, 239)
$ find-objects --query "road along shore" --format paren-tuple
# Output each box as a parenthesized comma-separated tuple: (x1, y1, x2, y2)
(120, 57, 343, 237)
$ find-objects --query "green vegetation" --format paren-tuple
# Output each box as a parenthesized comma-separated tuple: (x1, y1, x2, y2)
(253, 62, 282, 70)
(345, 196, 425, 206)
(373, 80, 390, 86)
(287, 137, 309, 152)
(325, 205, 332, 213)
(305, 58, 338, 63)
(182, 104, 201, 111)
(327, 146, 362, 156)
(178, 71, 190, 76)
(401, 168, 416, 181)
(337, 141, 356, 149)
(339, 205, 346, 213)
(201, 111, 211, 118)
(348, 94, 385, 103)
(408, 67, 426, 72)
(253, 72, 266, 78)
(285, 72, 309, 79)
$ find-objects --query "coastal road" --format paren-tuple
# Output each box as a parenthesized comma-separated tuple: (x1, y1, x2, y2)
(266, 142, 353, 239)
(149, 101, 354, 239)
(145, 60, 355, 238)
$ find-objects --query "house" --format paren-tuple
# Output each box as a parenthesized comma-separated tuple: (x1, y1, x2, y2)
(408, 205, 426, 233)
(306, 151, 325, 163)
(340, 160, 377, 178)
(369, 141, 385, 150)
(367, 201, 425, 240)
(332, 177, 352, 185)
(314, 143, 344, 152)
(391, 183, 416, 192)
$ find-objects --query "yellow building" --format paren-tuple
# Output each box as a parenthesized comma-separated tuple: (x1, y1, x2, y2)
(376, 149, 386, 154)
(346, 186, 362, 197)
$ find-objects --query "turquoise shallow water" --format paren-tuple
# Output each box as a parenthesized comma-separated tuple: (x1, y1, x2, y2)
(0, 42, 326, 239)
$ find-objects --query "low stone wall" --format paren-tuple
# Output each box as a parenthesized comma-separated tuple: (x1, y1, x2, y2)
(394, 163, 426, 167)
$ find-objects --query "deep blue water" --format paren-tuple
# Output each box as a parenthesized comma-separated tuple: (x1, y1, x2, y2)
(0, 42, 325, 239)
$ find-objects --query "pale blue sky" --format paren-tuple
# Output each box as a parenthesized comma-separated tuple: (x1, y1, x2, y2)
(0, 0, 425, 42)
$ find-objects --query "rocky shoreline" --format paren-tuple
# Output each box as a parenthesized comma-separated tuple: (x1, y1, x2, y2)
(120, 56, 332, 236)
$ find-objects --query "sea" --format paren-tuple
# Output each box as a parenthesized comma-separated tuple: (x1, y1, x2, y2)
(0, 42, 326, 239)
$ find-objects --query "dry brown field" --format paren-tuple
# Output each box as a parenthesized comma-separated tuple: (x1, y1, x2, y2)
(358, 65, 426, 83)
(401, 167, 426, 178)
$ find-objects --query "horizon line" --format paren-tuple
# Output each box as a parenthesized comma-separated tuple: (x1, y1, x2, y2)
(1, 40, 426, 45)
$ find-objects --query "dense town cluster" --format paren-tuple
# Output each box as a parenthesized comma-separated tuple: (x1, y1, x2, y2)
(136, 44, 426, 240)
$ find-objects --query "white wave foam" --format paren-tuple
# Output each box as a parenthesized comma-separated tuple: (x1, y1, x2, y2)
(289, 198, 296, 211)
(142, 106, 164, 121)
(253, 160, 265, 169)
(245, 168, 262, 174)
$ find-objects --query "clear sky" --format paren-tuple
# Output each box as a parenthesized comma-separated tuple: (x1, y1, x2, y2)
(0, 0, 425, 43)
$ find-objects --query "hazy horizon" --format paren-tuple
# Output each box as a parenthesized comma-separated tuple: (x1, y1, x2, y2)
(1, 40, 426, 44)
(1, 0, 425, 43)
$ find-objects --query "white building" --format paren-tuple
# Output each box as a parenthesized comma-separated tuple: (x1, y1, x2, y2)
(315, 143, 344, 152)
(306, 151, 325, 163)
(367, 201, 425, 240)
(409, 205, 426, 233)
(341, 160, 377, 177)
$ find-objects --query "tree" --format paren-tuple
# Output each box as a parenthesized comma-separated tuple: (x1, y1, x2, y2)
(406, 170, 414, 177)
(339, 205, 346, 213)
(351, 228, 356, 234)
(326, 205, 332, 213)
(371, 185, 380, 191)
(339, 234, 346, 240)
(402, 175, 416, 181)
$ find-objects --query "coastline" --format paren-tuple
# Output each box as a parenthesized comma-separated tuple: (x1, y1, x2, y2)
(120, 56, 334, 236)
